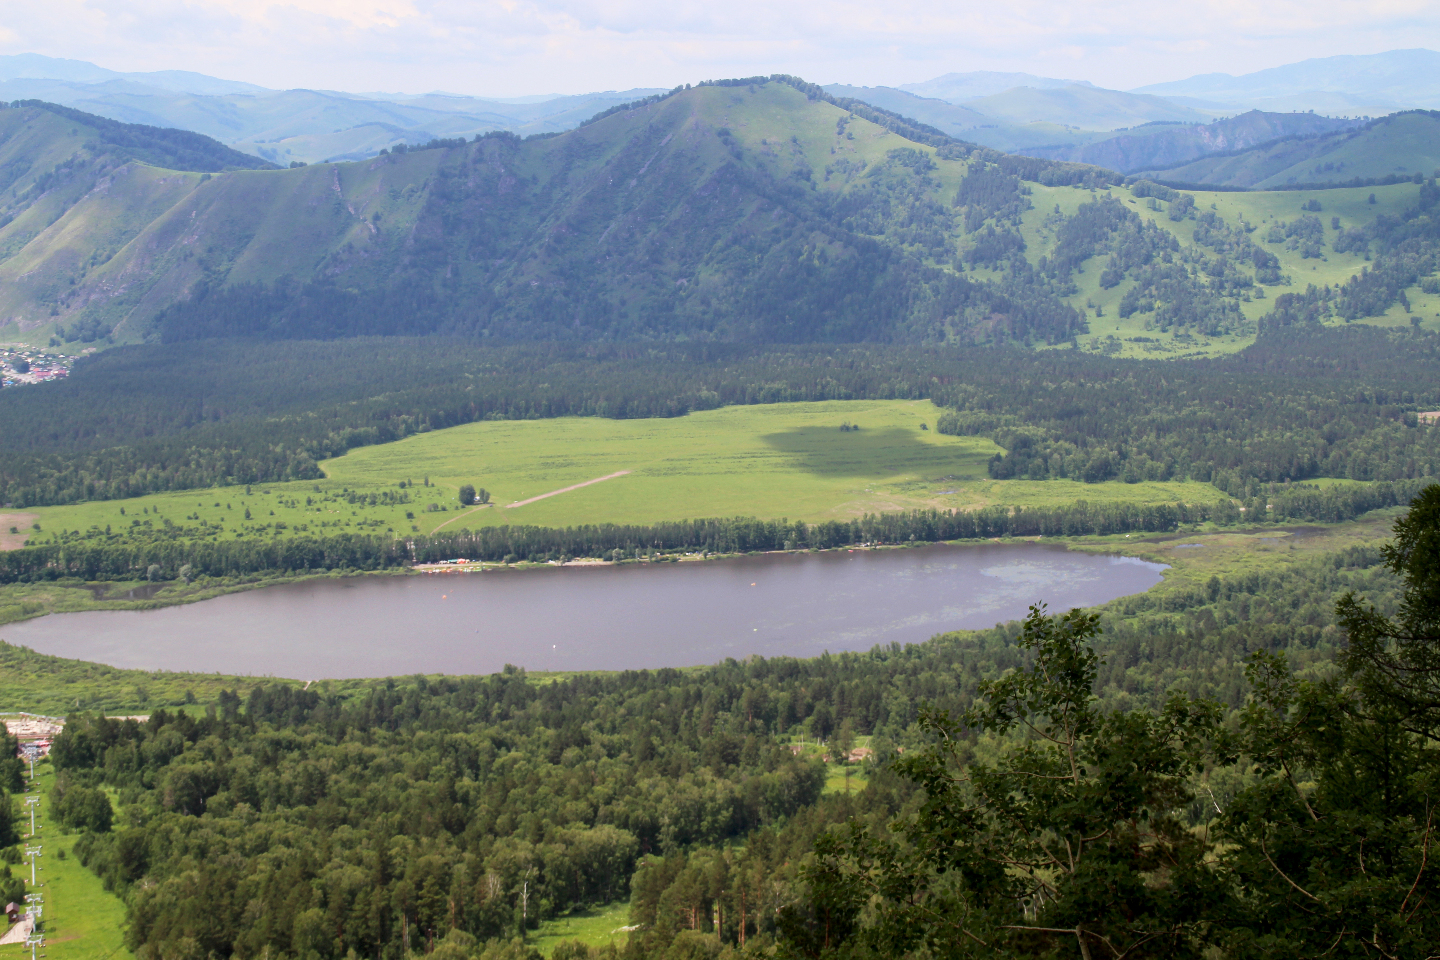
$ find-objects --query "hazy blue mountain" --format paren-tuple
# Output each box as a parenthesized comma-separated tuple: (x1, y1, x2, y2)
(898, 71, 1085, 102)
(0, 54, 664, 163)
(960, 85, 1216, 130)
(821, 84, 1096, 151)
(0, 52, 266, 94)
(1134, 49, 1440, 110)
(0, 52, 124, 83)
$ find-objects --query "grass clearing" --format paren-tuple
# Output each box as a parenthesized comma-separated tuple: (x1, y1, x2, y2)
(22, 400, 1246, 548)
(823, 763, 871, 796)
(530, 901, 632, 957)
(2, 761, 134, 960)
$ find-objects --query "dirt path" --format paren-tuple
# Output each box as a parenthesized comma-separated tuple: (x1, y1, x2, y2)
(506, 471, 631, 509)
(430, 503, 492, 533)
(0, 513, 37, 551)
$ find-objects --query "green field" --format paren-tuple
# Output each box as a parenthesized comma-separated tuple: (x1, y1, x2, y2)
(530, 902, 632, 957)
(19, 400, 1244, 547)
(0, 761, 134, 960)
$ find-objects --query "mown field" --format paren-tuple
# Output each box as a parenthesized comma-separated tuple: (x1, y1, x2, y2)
(15, 399, 1236, 546)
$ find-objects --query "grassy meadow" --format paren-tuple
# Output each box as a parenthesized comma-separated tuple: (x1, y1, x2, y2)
(16, 399, 1236, 550)
(530, 902, 633, 957)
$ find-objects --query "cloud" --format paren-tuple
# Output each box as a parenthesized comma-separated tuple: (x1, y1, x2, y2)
(3, 0, 1439, 94)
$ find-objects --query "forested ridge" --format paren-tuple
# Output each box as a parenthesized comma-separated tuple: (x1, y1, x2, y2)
(13, 492, 1440, 959)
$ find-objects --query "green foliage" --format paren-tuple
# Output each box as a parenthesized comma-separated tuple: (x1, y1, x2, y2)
(50, 772, 113, 832)
(10, 325, 1430, 509)
(936, 325, 1440, 488)
(770, 488, 1440, 959)
(0, 786, 18, 849)
(57, 669, 828, 958)
(0, 861, 23, 909)
(1337, 483, 1440, 731)
(798, 606, 1226, 958)
(18, 507, 1434, 959)
(0, 481, 1421, 587)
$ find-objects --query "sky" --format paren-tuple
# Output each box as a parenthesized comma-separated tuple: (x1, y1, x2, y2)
(1, 0, 1439, 96)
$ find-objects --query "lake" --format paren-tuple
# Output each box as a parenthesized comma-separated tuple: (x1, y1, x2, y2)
(2, 543, 1166, 678)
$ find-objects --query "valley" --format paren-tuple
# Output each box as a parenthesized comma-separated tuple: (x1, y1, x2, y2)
(0, 45, 1439, 960)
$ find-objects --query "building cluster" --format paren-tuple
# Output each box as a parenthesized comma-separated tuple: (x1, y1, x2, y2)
(0, 349, 73, 388)
(2, 714, 64, 759)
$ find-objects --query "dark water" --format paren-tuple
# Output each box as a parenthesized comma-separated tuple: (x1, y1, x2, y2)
(3, 544, 1166, 679)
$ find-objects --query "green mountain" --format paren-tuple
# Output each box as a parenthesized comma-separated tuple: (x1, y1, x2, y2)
(1, 79, 1436, 359)
(1022, 111, 1361, 173)
(1138, 110, 1440, 187)
(0, 81, 1098, 347)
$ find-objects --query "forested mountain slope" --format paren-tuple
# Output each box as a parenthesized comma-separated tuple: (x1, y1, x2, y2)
(0, 80, 1102, 346)
(1, 79, 1438, 355)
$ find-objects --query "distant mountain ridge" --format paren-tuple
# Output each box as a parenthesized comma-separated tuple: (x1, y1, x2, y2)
(8, 49, 1439, 168)
(1021, 110, 1363, 173)
(1133, 110, 1440, 188)
(1133, 49, 1440, 110)
(0, 53, 267, 95)
(0, 54, 666, 164)
(898, 71, 1088, 101)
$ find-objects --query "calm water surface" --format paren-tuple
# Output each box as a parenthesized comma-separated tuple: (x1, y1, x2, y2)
(3, 544, 1165, 678)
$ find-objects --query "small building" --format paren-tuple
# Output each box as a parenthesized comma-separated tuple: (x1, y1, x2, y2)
(4, 903, 19, 924)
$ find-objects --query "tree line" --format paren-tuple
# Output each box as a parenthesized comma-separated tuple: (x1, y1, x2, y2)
(0, 478, 1428, 585)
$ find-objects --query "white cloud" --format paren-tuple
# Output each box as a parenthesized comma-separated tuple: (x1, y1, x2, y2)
(2, 0, 1438, 94)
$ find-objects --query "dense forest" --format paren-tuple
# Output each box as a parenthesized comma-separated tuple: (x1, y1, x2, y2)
(17, 490, 1436, 959)
(0, 324, 1436, 509)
